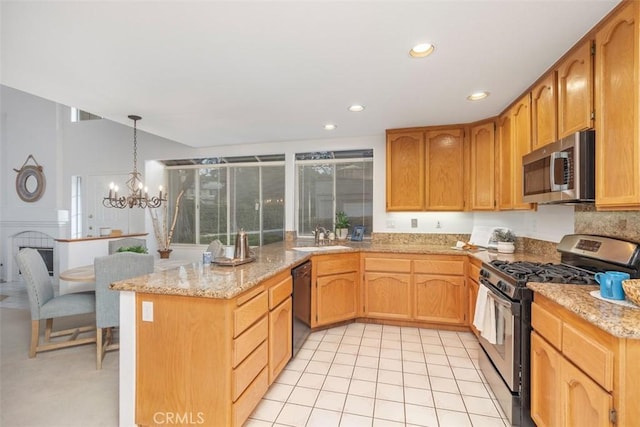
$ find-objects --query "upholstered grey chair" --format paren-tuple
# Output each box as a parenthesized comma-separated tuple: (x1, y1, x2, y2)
(107, 237, 147, 254)
(15, 248, 96, 358)
(94, 252, 153, 369)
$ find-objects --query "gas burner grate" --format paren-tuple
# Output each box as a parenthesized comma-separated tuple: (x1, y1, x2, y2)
(489, 260, 596, 285)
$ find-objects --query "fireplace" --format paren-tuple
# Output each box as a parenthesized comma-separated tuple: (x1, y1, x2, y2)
(10, 231, 57, 281)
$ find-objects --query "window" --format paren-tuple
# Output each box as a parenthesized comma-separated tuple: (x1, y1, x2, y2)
(296, 150, 373, 238)
(166, 156, 285, 246)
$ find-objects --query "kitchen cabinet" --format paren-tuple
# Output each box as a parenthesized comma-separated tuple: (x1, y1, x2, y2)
(467, 258, 481, 336)
(312, 253, 359, 326)
(496, 113, 514, 210)
(557, 39, 594, 137)
(530, 293, 640, 426)
(268, 273, 293, 384)
(531, 72, 557, 149)
(363, 255, 412, 320)
(469, 121, 496, 210)
(362, 253, 467, 328)
(386, 131, 425, 211)
(385, 127, 465, 212)
(426, 128, 466, 210)
(595, 1, 640, 210)
(511, 94, 535, 210)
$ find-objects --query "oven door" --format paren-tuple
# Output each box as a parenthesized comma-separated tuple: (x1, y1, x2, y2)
(477, 280, 520, 392)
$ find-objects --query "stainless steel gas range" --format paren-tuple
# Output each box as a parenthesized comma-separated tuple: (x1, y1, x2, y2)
(476, 234, 640, 426)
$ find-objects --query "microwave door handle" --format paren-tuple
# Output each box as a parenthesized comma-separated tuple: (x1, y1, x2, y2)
(549, 151, 570, 191)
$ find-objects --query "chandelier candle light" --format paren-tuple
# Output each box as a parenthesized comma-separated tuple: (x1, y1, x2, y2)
(103, 115, 166, 209)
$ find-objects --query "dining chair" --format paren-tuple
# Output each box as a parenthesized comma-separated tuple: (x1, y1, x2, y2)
(94, 252, 153, 369)
(108, 237, 147, 254)
(15, 248, 96, 358)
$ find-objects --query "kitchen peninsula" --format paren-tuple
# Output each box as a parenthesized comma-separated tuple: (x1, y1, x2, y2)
(112, 239, 553, 426)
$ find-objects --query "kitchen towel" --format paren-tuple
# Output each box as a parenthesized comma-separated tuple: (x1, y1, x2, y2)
(473, 284, 489, 331)
(481, 295, 498, 344)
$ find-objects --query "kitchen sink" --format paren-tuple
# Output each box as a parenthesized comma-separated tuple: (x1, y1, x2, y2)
(291, 245, 351, 252)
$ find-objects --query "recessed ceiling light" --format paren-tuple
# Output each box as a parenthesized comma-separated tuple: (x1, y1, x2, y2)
(324, 124, 337, 130)
(349, 104, 365, 112)
(410, 43, 435, 58)
(467, 91, 490, 101)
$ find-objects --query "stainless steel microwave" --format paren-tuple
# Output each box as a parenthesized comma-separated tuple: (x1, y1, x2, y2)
(522, 130, 595, 204)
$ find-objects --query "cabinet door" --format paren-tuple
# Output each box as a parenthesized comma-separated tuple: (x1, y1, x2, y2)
(425, 128, 465, 210)
(269, 297, 292, 384)
(531, 73, 558, 149)
(595, 1, 640, 210)
(470, 122, 496, 210)
(511, 94, 534, 210)
(363, 272, 411, 320)
(468, 279, 479, 335)
(531, 332, 562, 427)
(316, 272, 358, 325)
(561, 357, 613, 427)
(386, 132, 425, 211)
(413, 274, 465, 325)
(557, 40, 594, 137)
(497, 113, 514, 210)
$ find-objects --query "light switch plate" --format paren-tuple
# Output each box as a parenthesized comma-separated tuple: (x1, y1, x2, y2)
(411, 218, 418, 228)
(142, 301, 153, 322)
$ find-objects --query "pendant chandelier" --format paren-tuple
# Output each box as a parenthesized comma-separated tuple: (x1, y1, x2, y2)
(103, 115, 166, 209)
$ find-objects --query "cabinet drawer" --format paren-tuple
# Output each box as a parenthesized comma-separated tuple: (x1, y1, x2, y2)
(562, 322, 614, 391)
(234, 292, 268, 338)
(232, 367, 269, 427)
(414, 258, 465, 275)
(232, 341, 268, 401)
(315, 254, 359, 276)
(363, 257, 411, 273)
(532, 302, 562, 350)
(232, 315, 268, 368)
(269, 276, 292, 310)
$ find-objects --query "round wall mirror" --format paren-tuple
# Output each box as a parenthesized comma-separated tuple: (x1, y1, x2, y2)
(16, 165, 46, 202)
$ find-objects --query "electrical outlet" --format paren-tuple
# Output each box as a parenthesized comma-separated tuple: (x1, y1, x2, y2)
(411, 218, 418, 228)
(436, 221, 442, 229)
(142, 301, 154, 322)
(386, 220, 395, 228)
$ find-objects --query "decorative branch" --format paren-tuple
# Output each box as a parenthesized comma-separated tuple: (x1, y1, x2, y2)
(148, 188, 185, 251)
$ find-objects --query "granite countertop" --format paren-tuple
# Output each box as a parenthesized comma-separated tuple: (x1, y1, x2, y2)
(109, 239, 549, 299)
(527, 283, 640, 339)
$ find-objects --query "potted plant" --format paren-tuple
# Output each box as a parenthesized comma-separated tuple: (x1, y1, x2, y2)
(335, 211, 350, 240)
(148, 189, 186, 258)
(492, 228, 516, 254)
(116, 245, 148, 254)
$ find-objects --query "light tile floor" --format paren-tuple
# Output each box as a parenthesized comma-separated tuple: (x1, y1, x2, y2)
(246, 323, 509, 427)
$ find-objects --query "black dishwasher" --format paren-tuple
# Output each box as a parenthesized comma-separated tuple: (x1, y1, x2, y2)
(291, 261, 312, 356)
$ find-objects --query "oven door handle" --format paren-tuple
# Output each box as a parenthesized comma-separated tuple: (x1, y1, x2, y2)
(481, 282, 521, 316)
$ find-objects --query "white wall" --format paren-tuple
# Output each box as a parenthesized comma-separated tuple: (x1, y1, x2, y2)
(1, 86, 575, 279)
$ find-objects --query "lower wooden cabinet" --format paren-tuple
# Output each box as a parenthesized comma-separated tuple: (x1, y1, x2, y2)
(268, 297, 292, 384)
(414, 275, 465, 324)
(531, 331, 562, 427)
(316, 272, 359, 325)
(363, 272, 411, 320)
(530, 294, 640, 427)
(312, 253, 360, 327)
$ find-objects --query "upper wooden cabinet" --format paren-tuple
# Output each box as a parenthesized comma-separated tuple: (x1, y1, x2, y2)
(511, 94, 535, 210)
(557, 40, 594, 137)
(595, 1, 640, 210)
(386, 127, 465, 212)
(425, 128, 465, 210)
(496, 113, 514, 210)
(386, 131, 425, 211)
(531, 72, 558, 149)
(469, 122, 496, 210)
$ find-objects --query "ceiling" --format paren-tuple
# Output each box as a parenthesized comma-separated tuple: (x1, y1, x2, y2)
(1, 1, 621, 148)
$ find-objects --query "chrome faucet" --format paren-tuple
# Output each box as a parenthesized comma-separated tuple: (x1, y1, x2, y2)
(314, 225, 329, 246)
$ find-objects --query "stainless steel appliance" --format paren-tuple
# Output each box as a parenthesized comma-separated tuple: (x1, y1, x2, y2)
(522, 130, 595, 204)
(291, 261, 312, 356)
(478, 234, 640, 426)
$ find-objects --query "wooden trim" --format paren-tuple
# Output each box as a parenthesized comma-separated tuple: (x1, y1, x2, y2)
(55, 233, 147, 243)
